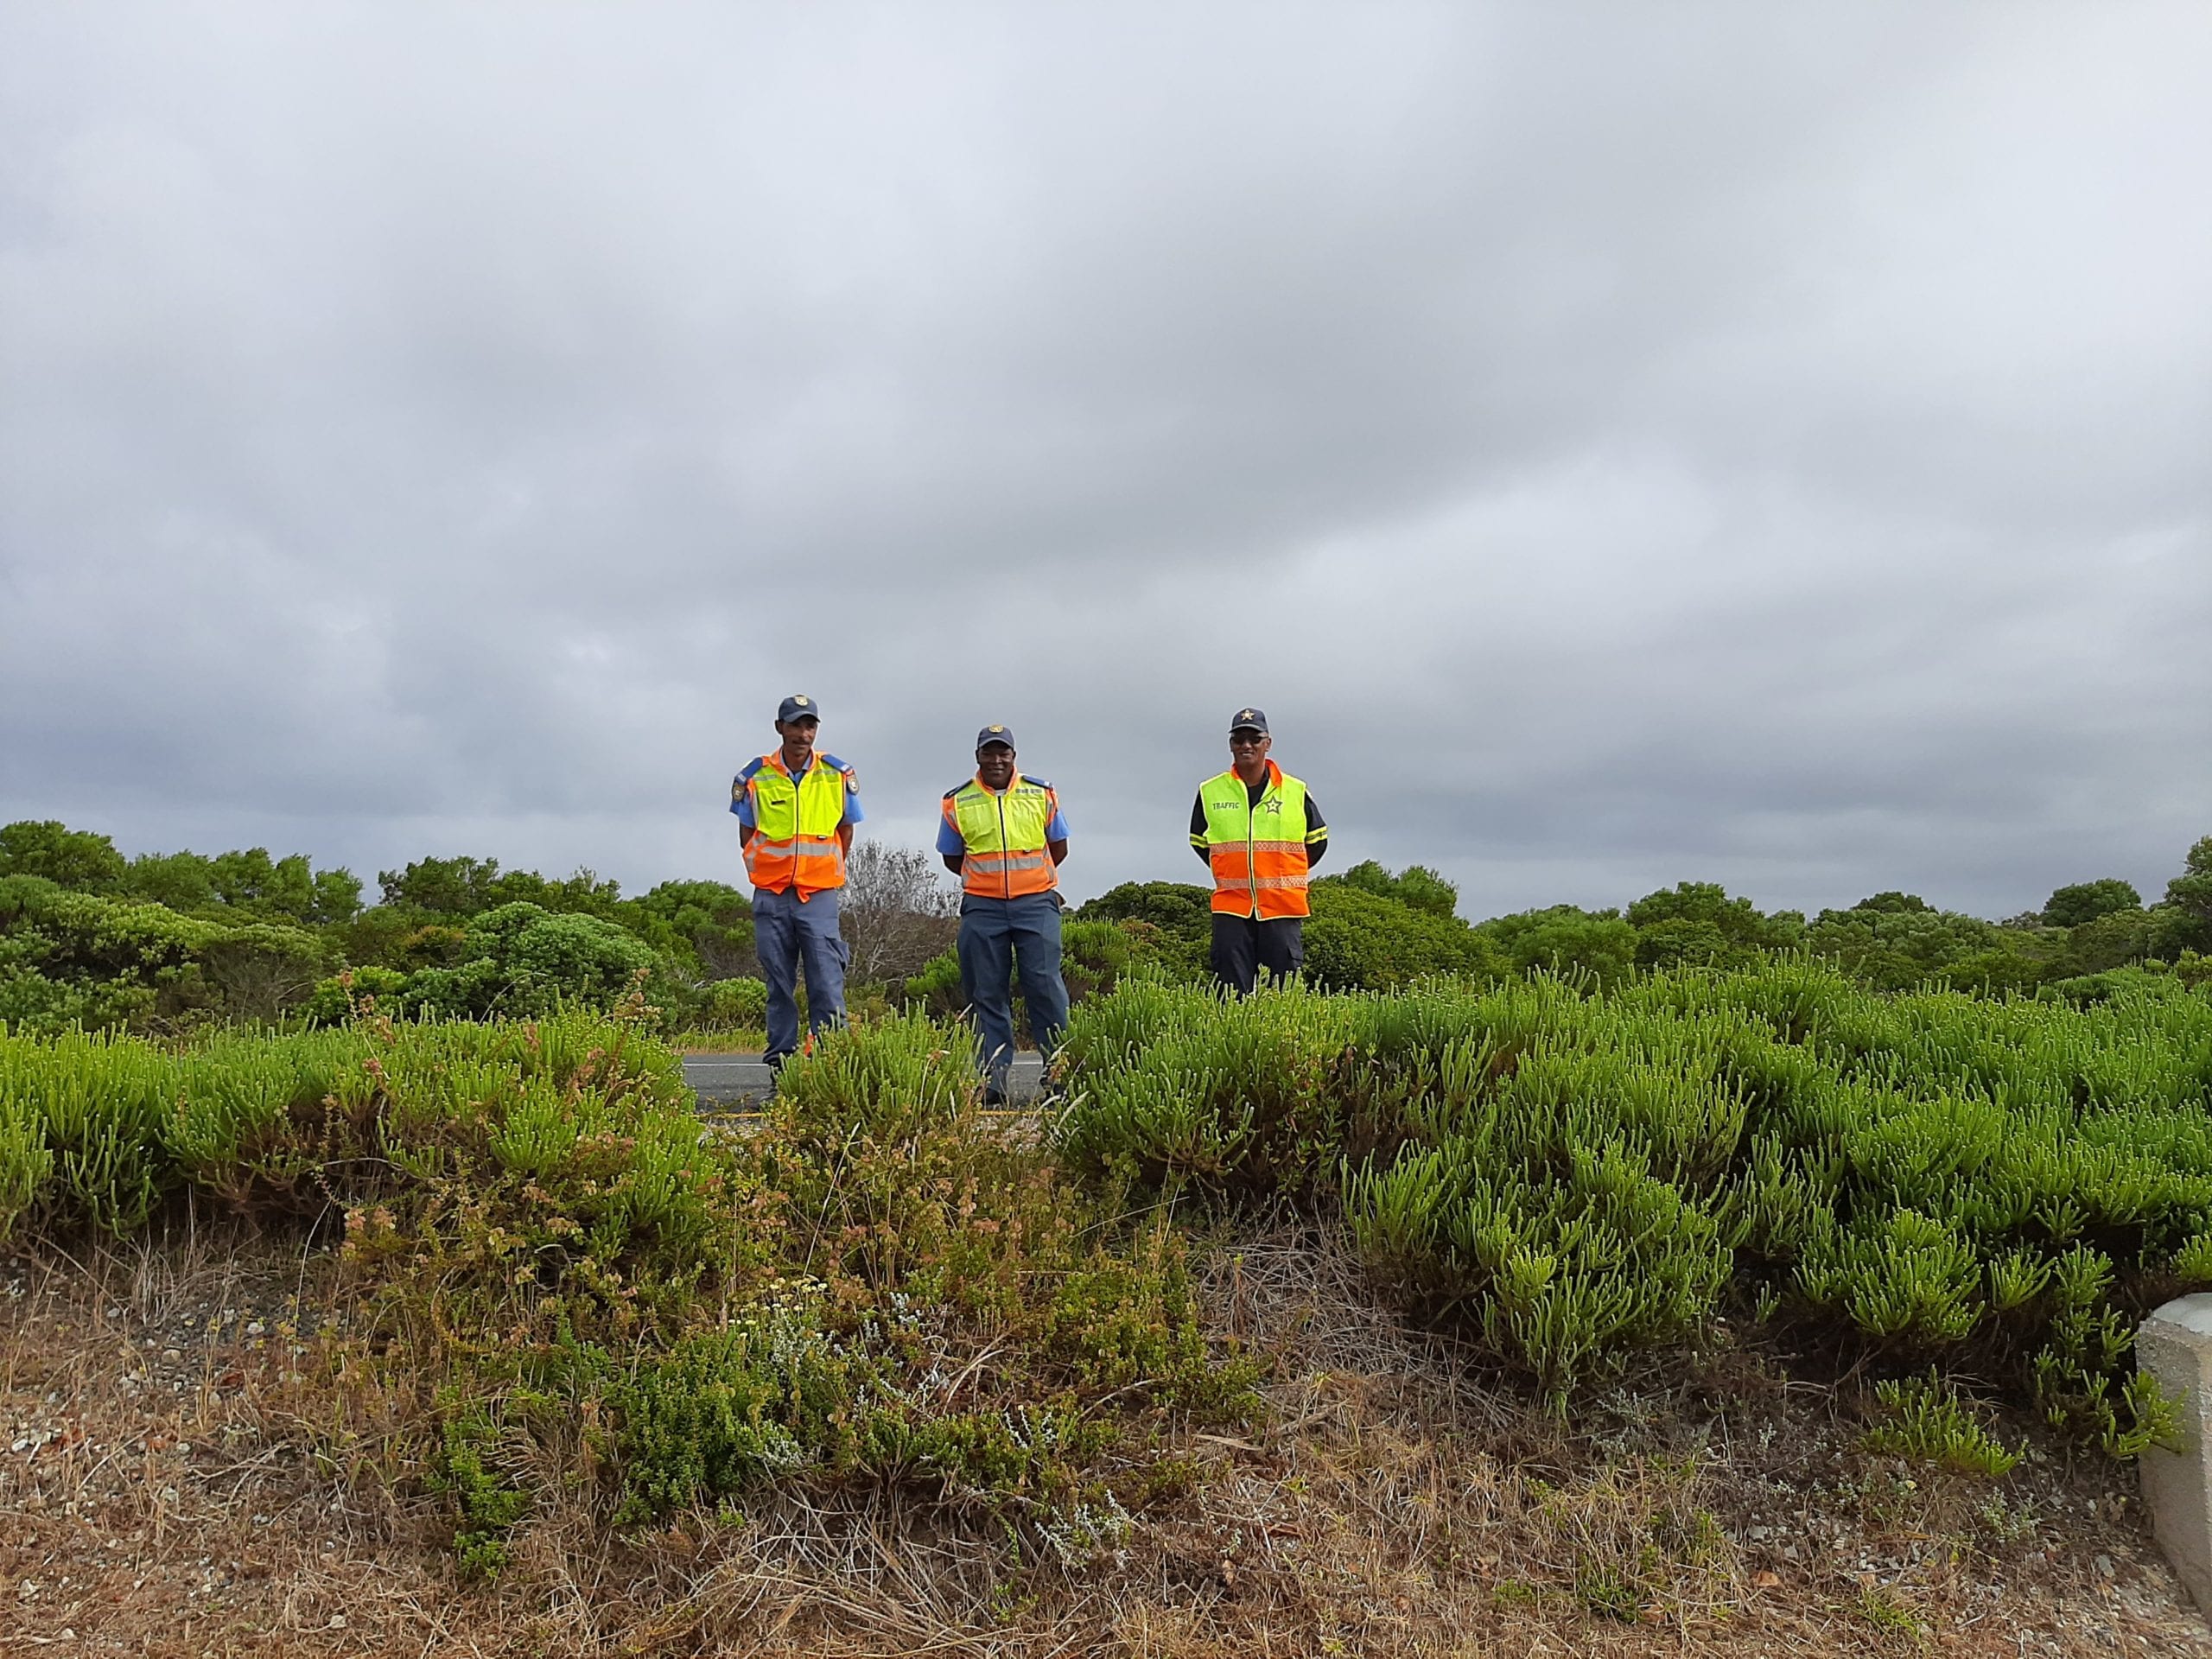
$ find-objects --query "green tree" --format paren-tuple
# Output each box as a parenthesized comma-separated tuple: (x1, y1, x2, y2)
(1335, 860, 1459, 918)
(1852, 891, 1933, 915)
(378, 855, 505, 916)
(2164, 836, 2212, 955)
(485, 866, 625, 919)
(1806, 906, 2031, 992)
(1476, 906, 1639, 987)
(0, 821, 126, 893)
(310, 868, 365, 926)
(620, 880, 755, 980)
(2042, 879, 2143, 930)
(2048, 908, 2154, 977)
(120, 850, 217, 911)
(1625, 881, 1803, 969)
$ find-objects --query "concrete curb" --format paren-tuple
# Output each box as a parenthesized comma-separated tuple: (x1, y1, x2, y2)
(2139, 1294, 2212, 1613)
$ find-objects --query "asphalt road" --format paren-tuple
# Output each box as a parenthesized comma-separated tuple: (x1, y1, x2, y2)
(682, 1052, 1046, 1107)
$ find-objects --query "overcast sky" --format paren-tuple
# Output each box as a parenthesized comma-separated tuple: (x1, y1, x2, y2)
(3, 3, 2208, 922)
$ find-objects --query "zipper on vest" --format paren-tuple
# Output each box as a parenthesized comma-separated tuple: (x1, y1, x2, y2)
(1246, 784, 1257, 919)
(997, 787, 1011, 899)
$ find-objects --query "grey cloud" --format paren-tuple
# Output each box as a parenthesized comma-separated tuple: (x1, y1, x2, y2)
(3, 3, 2209, 925)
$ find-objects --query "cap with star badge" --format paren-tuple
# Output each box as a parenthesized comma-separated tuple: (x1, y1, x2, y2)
(1228, 707, 1269, 734)
(975, 723, 1016, 751)
(777, 694, 820, 722)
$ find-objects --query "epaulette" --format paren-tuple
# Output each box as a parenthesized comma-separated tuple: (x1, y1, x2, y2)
(1020, 774, 1053, 790)
(818, 752, 854, 774)
(734, 755, 770, 784)
(944, 782, 969, 800)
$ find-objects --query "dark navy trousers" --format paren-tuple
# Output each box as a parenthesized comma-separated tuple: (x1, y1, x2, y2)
(1210, 913, 1305, 995)
(956, 892, 1070, 1093)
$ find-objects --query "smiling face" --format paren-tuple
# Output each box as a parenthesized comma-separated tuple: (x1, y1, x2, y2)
(976, 741, 1017, 790)
(776, 715, 819, 768)
(1229, 727, 1271, 784)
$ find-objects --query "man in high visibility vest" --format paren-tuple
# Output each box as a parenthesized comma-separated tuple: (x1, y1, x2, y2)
(937, 724, 1071, 1102)
(1191, 707, 1329, 993)
(729, 694, 864, 1071)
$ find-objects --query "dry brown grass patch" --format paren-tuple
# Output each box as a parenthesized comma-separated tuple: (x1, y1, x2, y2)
(3, 1214, 2209, 1656)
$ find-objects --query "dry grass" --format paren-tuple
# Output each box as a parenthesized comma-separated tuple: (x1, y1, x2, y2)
(3, 1210, 2207, 1657)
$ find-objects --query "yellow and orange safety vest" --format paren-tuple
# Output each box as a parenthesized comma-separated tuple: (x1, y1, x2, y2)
(1198, 762, 1319, 919)
(736, 753, 852, 898)
(943, 775, 1062, 900)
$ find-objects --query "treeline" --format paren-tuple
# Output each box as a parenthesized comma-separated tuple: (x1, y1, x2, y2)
(1064, 838, 2212, 1002)
(2, 816, 2208, 1037)
(0, 821, 757, 1033)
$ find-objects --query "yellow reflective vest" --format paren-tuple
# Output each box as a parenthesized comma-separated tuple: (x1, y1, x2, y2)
(735, 753, 851, 896)
(943, 775, 1062, 899)
(1198, 762, 1316, 918)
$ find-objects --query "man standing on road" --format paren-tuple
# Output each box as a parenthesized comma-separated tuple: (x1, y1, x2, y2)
(938, 725, 1071, 1103)
(730, 694, 863, 1074)
(1192, 707, 1329, 994)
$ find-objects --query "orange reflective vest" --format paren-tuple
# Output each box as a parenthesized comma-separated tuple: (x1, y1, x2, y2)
(944, 774, 1062, 899)
(1198, 763, 1317, 919)
(734, 752, 852, 898)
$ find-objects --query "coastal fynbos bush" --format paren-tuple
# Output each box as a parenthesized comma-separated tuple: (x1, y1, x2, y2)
(1, 1007, 1257, 1567)
(1058, 963, 2212, 1446)
(1861, 1372, 2023, 1476)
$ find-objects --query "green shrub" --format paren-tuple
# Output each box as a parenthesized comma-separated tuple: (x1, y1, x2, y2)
(1068, 883, 1214, 986)
(696, 976, 768, 1032)
(429, 1399, 531, 1579)
(401, 904, 658, 1020)
(1862, 1373, 2022, 1475)
(1303, 882, 1502, 991)
(0, 1027, 174, 1234)
(1059, 961, 2212, 1441)
(301, 965, 411, 1026)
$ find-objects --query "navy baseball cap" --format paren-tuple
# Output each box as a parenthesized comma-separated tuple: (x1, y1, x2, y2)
(975, 723, 1016, 751)
(777, 694, 820, 722)
(1229, 707, 1269, 734)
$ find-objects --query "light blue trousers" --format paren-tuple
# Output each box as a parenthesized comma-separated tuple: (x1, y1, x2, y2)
(752, 886, 847, 1063)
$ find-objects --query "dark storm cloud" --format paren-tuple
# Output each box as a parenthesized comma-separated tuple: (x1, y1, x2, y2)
(3, 2, 2208, 919)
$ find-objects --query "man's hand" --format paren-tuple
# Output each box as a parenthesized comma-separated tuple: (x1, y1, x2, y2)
(942, 853, 965, 876)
